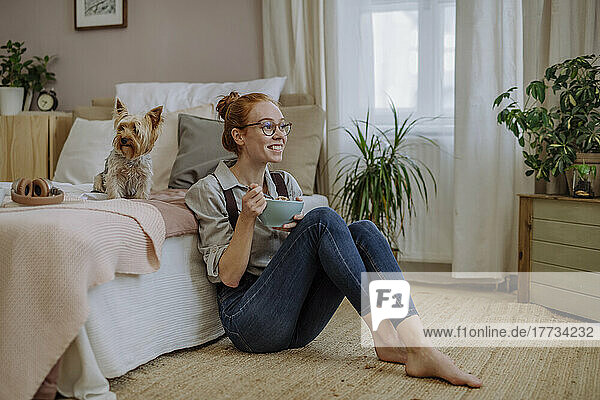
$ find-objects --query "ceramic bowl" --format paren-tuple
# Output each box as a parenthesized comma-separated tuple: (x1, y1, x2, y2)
(258, 198, 304, 227)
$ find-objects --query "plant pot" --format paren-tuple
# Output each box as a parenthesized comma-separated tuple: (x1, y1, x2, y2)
(544, 171, 568, 195)
(566, 153, 600, 198)
(0, 86, 25, 115)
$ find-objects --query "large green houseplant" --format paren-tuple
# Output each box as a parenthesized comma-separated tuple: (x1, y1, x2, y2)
(493, 54, 600, 194)
(0, 40, 55, 114)
(332, 103, 438, 252)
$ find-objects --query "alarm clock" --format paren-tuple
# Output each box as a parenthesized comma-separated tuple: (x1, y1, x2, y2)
(37, 89, 58, 111)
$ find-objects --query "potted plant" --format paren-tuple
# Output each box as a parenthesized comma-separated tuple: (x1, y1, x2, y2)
(0, 40, 56, 115)
(493, 54, 600, 196)
(331, 103, 438, 255)
(571, 161, 596, 198)
(24, 55, 56, 111)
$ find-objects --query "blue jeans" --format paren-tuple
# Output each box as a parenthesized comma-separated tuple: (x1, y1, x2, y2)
(215, 207, 418, 353)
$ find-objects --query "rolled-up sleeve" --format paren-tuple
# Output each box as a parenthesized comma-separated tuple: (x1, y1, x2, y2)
(185, 177, 232, 282)
(283, 172, 303, 200)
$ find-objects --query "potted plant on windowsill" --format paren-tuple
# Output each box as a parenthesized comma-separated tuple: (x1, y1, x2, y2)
(331, 103, 438, 257)
(493, 54, 600, 196)
(0, 40, 56, 115)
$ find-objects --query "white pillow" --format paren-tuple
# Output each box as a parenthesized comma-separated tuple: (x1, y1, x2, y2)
(53, 118, 114, 184)
(115, 77, 287, 114)
(150, 104, 214, 191)
(54, 104, 214, 190)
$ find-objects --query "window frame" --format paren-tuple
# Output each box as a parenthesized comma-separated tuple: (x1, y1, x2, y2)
(368, 0, 455, 132)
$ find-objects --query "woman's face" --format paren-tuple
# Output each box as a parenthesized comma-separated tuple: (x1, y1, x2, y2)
(233, 101, 288, 163)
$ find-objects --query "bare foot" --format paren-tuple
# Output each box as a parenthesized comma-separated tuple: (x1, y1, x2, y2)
(375, 346, 407, 364)
(404, 347, 482, 388)
(371, 321, 407, 363)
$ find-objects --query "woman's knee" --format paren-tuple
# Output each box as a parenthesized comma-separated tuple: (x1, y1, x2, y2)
(303, 207, 345, 226)
(348, 219, 379, 240)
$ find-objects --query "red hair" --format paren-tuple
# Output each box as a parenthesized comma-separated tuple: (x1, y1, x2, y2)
(215, 92, 280, 154)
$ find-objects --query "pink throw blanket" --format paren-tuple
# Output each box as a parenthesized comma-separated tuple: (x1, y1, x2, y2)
(0, 200, 165, 400)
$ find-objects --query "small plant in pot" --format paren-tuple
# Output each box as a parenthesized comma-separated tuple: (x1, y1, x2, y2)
(493, 54, 600, 196)
(571, 162, 596, 198)
(331, 102, 437, 256)
(24, 54, 56, 109)
(0, 40, 56, 115)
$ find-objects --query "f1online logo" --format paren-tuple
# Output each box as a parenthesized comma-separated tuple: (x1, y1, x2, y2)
(369, 280, 410, 331)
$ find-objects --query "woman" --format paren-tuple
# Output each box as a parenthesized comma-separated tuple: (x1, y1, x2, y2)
(185, 92, 481, 388)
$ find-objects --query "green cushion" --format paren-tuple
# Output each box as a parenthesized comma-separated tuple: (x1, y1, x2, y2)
(168, 114, 234, 189)
(169, 105, 325, 194)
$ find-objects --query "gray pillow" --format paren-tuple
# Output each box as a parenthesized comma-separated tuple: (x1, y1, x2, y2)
(168, 114, 235, 189)
(276, 105, 324, 195)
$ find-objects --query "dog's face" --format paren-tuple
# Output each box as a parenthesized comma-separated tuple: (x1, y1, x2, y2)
(112, 98, 163, 160)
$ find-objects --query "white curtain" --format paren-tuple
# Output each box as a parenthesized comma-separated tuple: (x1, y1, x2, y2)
(453, 0, 532, 278)
(263, 0, 537, 276)
(262, 0, 337, 196)
(331, 0, 457, 264)
(263, 0, 459, 265)
(263, 0, 325, 102)
(262, 0, 381, 203)
(523, 0, 600, 194)
(524, 0, 600, 74)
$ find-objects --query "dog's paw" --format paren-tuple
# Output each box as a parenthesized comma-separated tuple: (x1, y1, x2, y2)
(132, 191, 150, 200)
(92, 174, 105, 193)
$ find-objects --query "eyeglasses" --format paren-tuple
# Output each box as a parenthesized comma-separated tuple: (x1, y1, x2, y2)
(238, 120, 292, 136)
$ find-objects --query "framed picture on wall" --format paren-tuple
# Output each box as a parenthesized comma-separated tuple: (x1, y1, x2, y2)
(74, 0, 127, 30)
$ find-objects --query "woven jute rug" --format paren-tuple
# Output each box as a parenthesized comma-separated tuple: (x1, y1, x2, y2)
(109, 284, 599, 399)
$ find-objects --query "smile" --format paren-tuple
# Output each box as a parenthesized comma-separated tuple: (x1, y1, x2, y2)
(267, 144, 284, 152)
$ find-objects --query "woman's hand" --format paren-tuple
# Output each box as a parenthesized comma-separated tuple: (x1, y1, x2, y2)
(239, 183, 267, 219)
(273, 196, 304, 232)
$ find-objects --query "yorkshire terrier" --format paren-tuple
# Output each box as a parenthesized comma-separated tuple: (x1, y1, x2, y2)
(93, 98, 164, 199)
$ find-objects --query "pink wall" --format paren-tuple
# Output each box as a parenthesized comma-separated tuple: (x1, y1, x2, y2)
(0, 0, 263, 110)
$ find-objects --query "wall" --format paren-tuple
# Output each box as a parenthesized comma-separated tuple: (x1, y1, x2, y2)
(0, 0, 263, 110)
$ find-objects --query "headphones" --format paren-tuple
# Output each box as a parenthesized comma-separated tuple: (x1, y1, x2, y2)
(12, 178, 53, 197)
(10, 178, 64, 206)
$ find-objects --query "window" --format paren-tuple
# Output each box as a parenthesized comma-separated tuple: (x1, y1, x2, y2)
(370, 0, 456, 125)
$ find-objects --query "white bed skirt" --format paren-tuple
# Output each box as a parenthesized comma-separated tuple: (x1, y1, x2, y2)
(57, 234, 224, 399)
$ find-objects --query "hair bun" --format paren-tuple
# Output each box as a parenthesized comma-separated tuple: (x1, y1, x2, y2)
(216, 91, 241, 121)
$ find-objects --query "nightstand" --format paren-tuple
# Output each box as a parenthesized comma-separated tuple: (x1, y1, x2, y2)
(518, 194, 600, 321)
(0, 111, 73, 181)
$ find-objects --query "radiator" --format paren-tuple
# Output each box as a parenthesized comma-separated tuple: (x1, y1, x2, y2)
(395, 134, 454, 263)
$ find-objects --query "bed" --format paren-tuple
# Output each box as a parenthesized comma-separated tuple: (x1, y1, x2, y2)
(0, 81, 328, 400)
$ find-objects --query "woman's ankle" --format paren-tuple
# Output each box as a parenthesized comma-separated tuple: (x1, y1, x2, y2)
(395, 315, 433, 349)
(372, 321, 403, 347)
(375, 345, 408, 363)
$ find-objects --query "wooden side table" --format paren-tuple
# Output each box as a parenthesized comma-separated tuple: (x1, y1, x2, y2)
(518, 194, 600, 321)
(0, 111, 72, 181)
